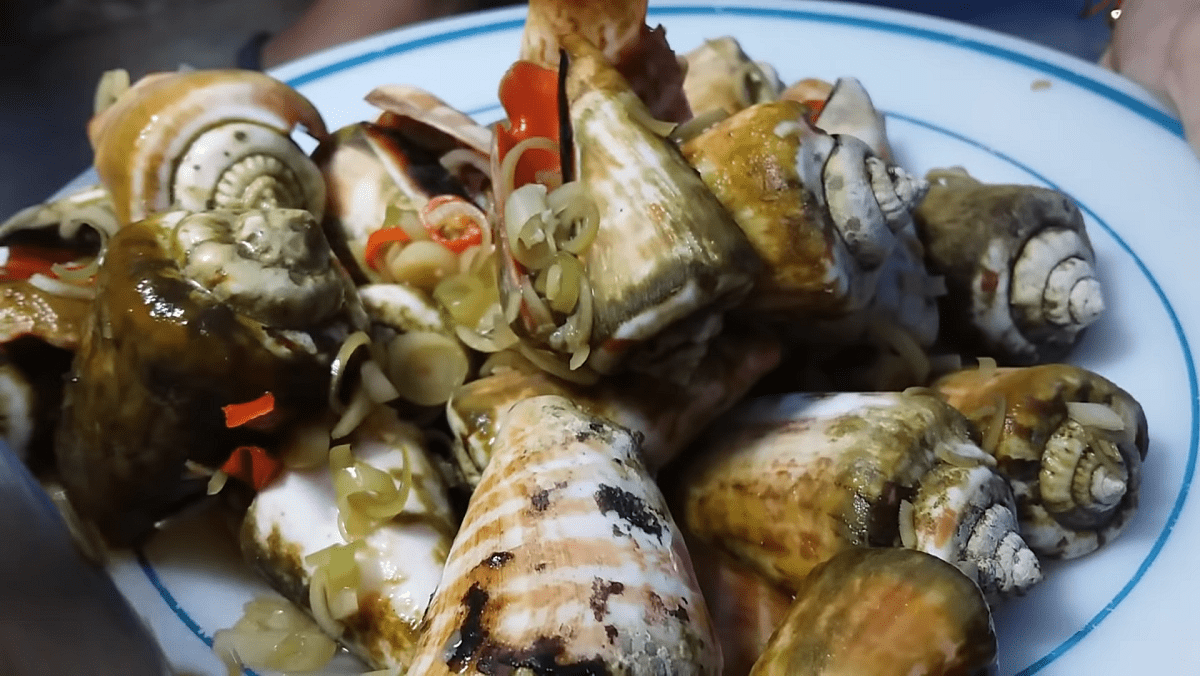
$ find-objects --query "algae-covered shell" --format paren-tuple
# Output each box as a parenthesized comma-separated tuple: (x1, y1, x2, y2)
(88, 69, 328, 226)
(934, 363, 1148, 559)
(53, 209, 355, 545)
(913, 171, 1103, 363)
(680, 100, 926, 320)
(749, 548, 998, 676)
(673, 391, 1041, 602)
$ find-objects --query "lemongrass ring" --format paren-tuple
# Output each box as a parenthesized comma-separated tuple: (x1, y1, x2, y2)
(359, 359, 400, 404)
(541, 252, 583, 314)
(330, 386, 374, 440)
(386, 331, 471, 407)
(329, 332, 372, 414)
(420, 195, 488, 248)
(546, 181, 600, 254)
(516, 342, 599, 385)
(498, 136, 558, 198)
(50, 258, 100, 281)
(434, 273, 491, 327)
(383, 239, 460, 292)
(518, 276, 556, 336)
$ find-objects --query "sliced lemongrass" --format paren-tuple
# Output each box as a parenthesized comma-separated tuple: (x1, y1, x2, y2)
(1066, 401, 1127, 431)
(386, 331, 470, 407)
(329, 331, 371, 414)
(383, 239, 459, 292)
(330, 386, 373, 440)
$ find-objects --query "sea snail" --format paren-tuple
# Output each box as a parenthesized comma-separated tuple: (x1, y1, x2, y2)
(912, 169, 1104, 364)
(88, 69, 329, 226)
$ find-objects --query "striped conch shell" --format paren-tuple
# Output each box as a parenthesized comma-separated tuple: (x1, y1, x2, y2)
(672, 391, 1042, 604)
(934, 362, 1148, 559)
(408, 395, 721, 674)
(913, 169, 1104, 363)
(88, 69, 328, 226)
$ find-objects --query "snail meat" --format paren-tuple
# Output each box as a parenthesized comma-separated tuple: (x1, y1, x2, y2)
(240, 407, 458, 670)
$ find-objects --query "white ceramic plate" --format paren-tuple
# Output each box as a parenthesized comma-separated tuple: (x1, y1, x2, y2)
(103, 1, 1200, 674)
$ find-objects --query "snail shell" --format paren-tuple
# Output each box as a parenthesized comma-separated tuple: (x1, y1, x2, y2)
(408, 394, 721, 674)
(495, 33, 758, 378)
(682, 36, 783, 116)
(88, 69, 328, 226)
(671, 391, 1042, 603)
(680, 100, 927, 319)
(241, 407, 457, 670)
(749, 548, 998, 676)
(934, 363, 1148, 559)
(806, 76, 893, 160)
(913, 171, 1103, 363)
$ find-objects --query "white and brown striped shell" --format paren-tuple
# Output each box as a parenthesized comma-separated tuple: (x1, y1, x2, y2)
(408, 395, 721, 674)
(88, 69, 329, 226)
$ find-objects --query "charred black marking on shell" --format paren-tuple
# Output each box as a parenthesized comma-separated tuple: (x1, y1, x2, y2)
(604, 625, 618, 644)
(483, 551, 514, 569)
(589, 579, 626, 622)
(534, 561, 548, 572)
(648, 591, 691, 624)
(574, 420, 617, 444)
(475, 636, 610, 675)
(446, 583, 489, 671)
(448, 581, 612, 674)
(594, 484, 663, 540)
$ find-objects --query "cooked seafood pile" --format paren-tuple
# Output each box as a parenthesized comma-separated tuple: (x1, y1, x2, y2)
(1, 1, 1147, 674)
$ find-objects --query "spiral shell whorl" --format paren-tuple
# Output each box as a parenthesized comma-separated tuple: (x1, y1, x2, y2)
(1010, 228, 1104, 341)
(821, 135, 926, 270)
(88, 69, 328, 225)
(174, 121, 327, 220)
(1039, 420, 1129, 529)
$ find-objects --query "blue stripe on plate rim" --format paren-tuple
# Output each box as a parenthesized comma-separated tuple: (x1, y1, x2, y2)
(135, 5, 1198, 675)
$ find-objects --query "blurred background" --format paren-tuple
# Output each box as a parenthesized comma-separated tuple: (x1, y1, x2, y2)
(0, 0, 1111, 222)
